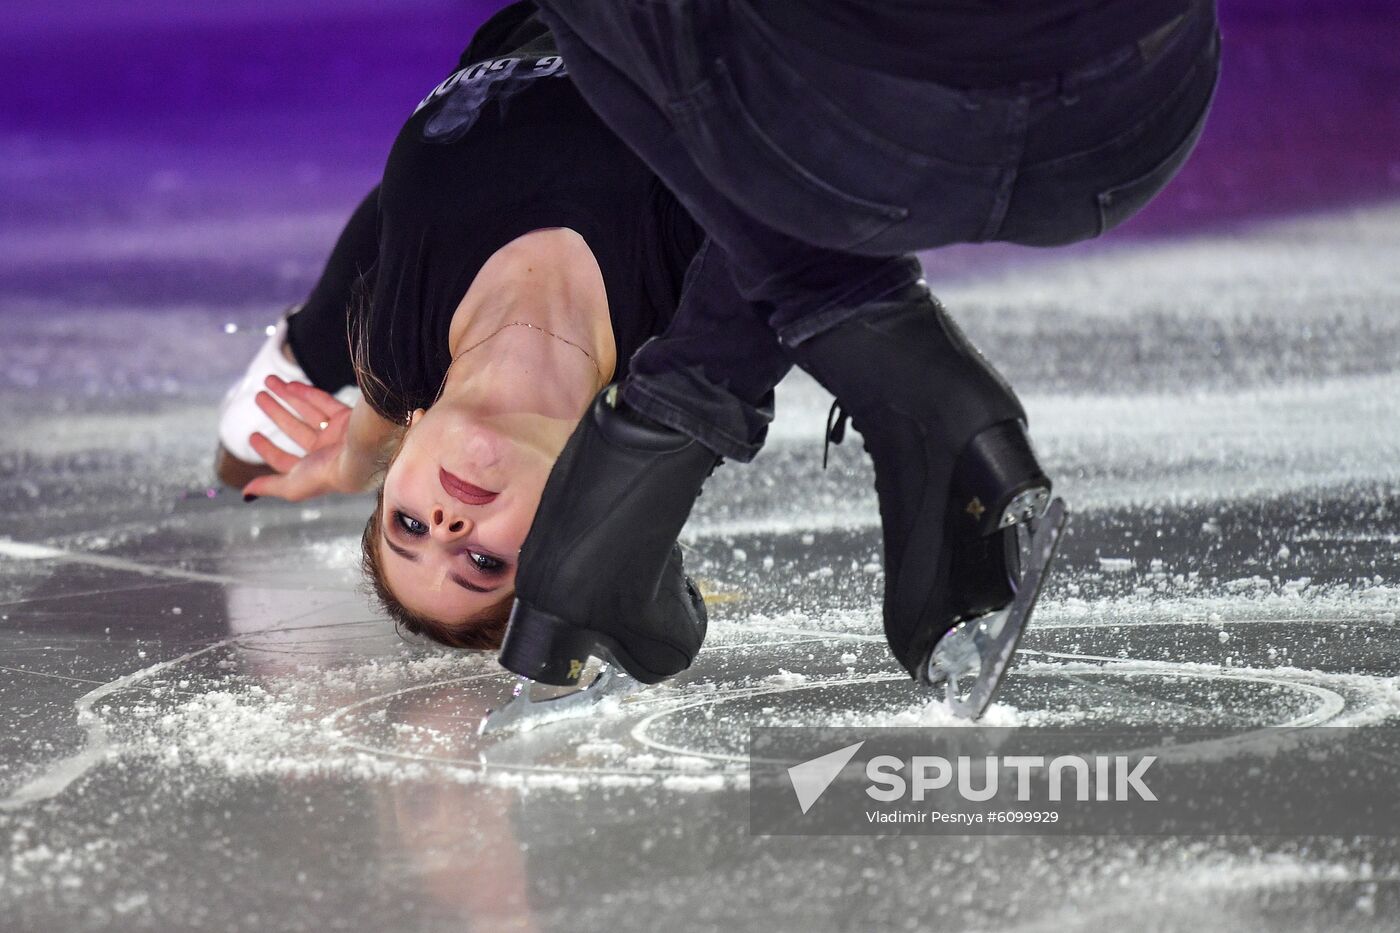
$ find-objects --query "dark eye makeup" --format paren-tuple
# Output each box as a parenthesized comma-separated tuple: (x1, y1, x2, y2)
(395, 511, 429, 536)
(391, 510, 509, 576)
(469, 552, 506, 574)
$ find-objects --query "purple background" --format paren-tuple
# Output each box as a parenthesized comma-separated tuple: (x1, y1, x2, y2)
(2, 0, 1398, 312)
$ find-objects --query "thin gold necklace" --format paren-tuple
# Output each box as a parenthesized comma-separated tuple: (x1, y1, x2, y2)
(428, 320, 605, 409)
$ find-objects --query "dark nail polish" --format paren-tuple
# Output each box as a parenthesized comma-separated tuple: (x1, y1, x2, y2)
(243, 494, 258, 503)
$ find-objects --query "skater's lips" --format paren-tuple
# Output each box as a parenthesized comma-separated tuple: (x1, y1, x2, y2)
(439, 468, 498, 506)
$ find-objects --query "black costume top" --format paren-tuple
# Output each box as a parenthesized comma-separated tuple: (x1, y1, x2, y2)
(755, 0, 1197, 88)
(360, 5, 702, 418)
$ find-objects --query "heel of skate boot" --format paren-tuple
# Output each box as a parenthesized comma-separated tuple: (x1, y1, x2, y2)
(947, 527, 1019, 620)
(952, 420, 1051, 537)
(498, 603, 603, 687)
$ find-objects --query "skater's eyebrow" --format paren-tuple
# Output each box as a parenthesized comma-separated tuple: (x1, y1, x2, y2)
(384, 537, 420, 564)
(383, 535, 499, 593)
(449, 573, 498, 594)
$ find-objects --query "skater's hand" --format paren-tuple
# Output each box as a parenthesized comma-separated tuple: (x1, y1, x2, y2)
(241, 376, 356, 501)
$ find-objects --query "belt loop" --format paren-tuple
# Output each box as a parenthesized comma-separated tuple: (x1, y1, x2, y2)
(1056, 71, 1079, 106)
(1138, 12, 1187, 65)
(955, 87, 984, 111)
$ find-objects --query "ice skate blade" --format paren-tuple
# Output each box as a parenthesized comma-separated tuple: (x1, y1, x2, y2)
(479, 660, 642, 735)
(927, 497, 1069, 719)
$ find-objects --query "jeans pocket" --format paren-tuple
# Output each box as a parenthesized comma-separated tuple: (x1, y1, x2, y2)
(1096, 30, 1220, 235)
(668, 60, 908, 252)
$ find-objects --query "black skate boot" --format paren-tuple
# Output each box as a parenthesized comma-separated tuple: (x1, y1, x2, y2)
(482, 385, 720, 733)
(789, 282, 1067, 718)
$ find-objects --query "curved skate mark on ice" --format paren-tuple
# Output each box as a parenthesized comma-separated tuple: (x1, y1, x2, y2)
(630, 672, 912, 765)
(0, 536, 341, 591)
(0, 615, 384, 810)
(753, 617, 1400, 726)
(625, 667, 1349, 767)
(231, 629, 397, 658)
(1032, 613, 1400, 631)
(15, 633, 833, 797)
(1019, 661, 1349, 763)
(1022, 651, 1393, 731)
(628, 624, 1400, 767)
(0, 665, 109, 687)
(323, 676, 742, 784)
(321, 636, 842, 784)
(1026, 652, 1350, 727)
(0, 637, 233, 811)
(42, 619, 1398, 795)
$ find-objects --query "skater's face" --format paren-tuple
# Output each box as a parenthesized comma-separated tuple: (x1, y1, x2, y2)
(375, 403, 559, 625)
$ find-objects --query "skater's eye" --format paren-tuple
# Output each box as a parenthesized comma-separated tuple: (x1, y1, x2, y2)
(468, 551, 505, 575)
(395, 511, 429, 537)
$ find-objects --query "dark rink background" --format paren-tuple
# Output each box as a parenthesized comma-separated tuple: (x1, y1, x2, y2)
(3, 2, 1400, 932)
(4, 0, 1397, 315)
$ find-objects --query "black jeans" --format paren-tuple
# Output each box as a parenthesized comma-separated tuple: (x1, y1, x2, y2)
(535, 0, 1221, 461)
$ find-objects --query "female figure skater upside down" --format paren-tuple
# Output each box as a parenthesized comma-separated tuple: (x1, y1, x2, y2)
(217, 4, 712, 657)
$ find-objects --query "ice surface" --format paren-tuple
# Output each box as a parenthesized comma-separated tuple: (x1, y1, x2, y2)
(5, 3, 1400, 921)
(5, 201, 1400, 930)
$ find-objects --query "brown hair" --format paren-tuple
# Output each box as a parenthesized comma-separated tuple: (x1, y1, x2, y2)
(348, 281, 512, 650)
(361, 491, 513, 650)
(347, 277, 407, 424)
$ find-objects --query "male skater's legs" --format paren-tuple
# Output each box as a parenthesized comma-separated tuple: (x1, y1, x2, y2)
(496, 1, 1220, 706)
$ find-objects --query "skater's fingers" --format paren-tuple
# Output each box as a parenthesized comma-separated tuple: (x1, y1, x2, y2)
(276, 377, 343, 414)
(242, 473, 307, 502)
(254, 391, 320, 450)
(261, 377, 330, 424)
(265, 376, 344, 419)
(248, 432, 301, 474)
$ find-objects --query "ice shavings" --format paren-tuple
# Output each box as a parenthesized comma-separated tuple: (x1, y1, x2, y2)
(75, 644, 750, 796)
(763, 669, 809, 687)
